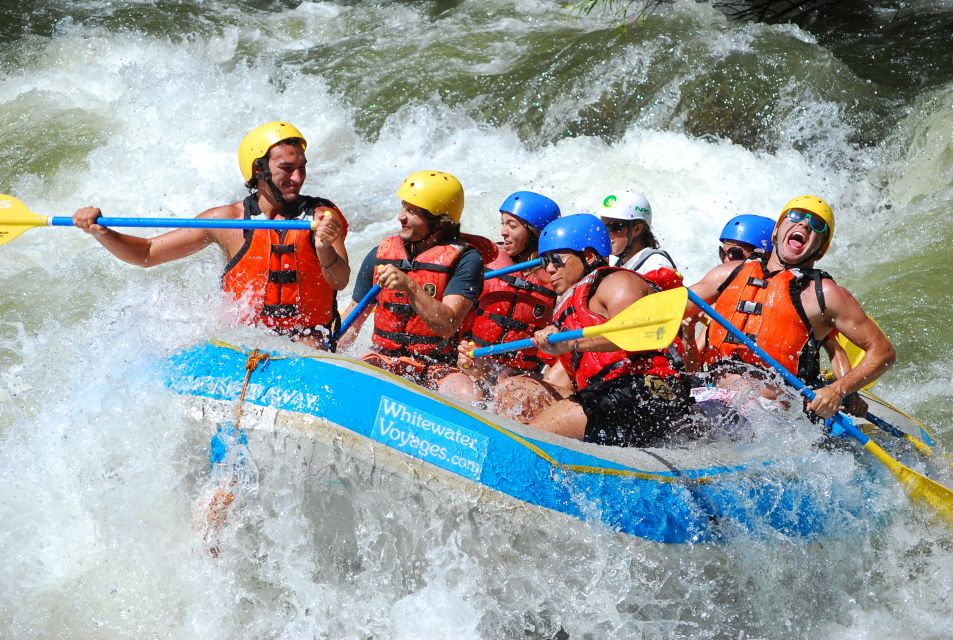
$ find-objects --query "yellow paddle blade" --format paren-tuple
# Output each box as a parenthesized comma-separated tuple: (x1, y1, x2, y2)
(859, 389, 937, 457)
(582, 287, 688, 351)
(835, 316, 882, 390)
(864, 439, 953, 524)
(0, 193, 49, 246)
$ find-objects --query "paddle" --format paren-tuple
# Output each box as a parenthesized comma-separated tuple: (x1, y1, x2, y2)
(835, 318, 882, 390)
(830, 318, 934, 454)
(0, 193, 320, 246)
(337, 257, 545, 338)
(469, 287, 687, 358)
(688, 288, 953, 523)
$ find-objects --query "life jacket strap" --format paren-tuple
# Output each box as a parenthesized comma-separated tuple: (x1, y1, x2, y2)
(735, 300, 763, 315)
(261, 304, 299, 318)
(267, 269, 298, 284)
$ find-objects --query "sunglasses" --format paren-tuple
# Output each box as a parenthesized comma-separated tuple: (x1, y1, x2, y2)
(603, 220, 632, 233)
(719, 245, 749, 262)
(540, 252, 577, 269)
(786, 209, 829, 234)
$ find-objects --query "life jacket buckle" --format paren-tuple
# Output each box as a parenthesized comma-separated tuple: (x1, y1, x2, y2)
(735, 300, 763, 315)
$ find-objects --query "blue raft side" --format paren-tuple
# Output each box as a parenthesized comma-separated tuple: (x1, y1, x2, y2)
(163, 342, 864, 543)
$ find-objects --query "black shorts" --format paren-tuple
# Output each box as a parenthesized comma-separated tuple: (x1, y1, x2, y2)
(572, 374, 691, 447)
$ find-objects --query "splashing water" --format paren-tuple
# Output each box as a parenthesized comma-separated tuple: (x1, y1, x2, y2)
(2, 1, 952, 637)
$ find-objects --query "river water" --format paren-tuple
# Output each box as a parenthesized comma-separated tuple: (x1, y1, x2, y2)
(1, 1, 952, 638)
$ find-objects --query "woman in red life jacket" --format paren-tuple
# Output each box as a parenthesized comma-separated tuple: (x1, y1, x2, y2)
(689, 196, 894, 421)
(72, 121, 350, 349)
(479, 214, 691, 447)
(438, 191, 561, 403)
(338, 171, 487, 389)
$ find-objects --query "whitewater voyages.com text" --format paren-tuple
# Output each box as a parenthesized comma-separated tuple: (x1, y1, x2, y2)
(373, 396, 490, 480)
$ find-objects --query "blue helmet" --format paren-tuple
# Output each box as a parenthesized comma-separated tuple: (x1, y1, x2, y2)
(500, 191, 561, 232)
(538, 214, 611, 258)
(719, 214, 775, 253)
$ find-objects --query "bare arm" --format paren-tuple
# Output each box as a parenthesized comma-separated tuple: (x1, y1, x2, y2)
(687, 262, 740, 317)
(808, 283, 895, 417)
(375, 264, 474, 338)
(72, 205, 227, 268)
(411, 291, 473, 338)
(311, 206, 350, 290)
(824, 337, 853, 379)
(534, 271, 652, 355)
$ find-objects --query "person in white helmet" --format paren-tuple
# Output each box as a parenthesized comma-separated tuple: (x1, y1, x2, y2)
(597, 190, 676, 276)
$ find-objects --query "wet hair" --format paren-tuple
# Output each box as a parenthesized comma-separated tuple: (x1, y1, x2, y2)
(639, 224, 660, 250)
(426, 212, 461, 243)
(523, 223, 541, 259)
(244, 137, 307, 190)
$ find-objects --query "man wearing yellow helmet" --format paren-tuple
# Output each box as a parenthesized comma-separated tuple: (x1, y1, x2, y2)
(339, 170, 487, 389)
(688, 195, 895, 420)
(72, 121, 350, 348)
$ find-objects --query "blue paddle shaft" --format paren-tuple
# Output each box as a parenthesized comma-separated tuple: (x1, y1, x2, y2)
(863, 412, 907, 439)
(484, 257, 542, 280)
(471, 329, 584, 358)
(338, 257, 543, 339)
(687, 289, 870, 444)
(339, 284, 382, 336)
(48, 216, 315, 230)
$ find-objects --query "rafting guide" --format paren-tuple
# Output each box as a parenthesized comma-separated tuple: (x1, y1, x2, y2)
(70, 121, 351, 350)
(374, 396, 489, 480)
(689, 195, 896, 421)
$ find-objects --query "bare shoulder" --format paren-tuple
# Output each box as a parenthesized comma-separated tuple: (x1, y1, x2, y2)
(704, 261, 742, 283)
(596, 269, 651, 313)
(603, 268, 646, 286)
(820, 278, 862, 313)
(198, 200, 244, 220)
(601, 269, 651, 294)
(689, 261, 741, 300)
(194, 200, 246, 251)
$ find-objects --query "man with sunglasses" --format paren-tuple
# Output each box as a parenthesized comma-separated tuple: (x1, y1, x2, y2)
(689, 195, 895, 420)
(487, 214, 691, 446)
(598, 190, 677, 276)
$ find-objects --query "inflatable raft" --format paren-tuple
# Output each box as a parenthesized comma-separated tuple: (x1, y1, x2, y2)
(163, 341, 931, 543)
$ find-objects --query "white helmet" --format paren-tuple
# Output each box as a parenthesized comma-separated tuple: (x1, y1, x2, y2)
(598, 190, 652, 226)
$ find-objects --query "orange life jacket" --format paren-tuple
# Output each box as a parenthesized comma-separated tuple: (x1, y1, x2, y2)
(703, 259, 833, 383)
(468, 248, 557, 372)
(222, 195, 347, 341)
(554, 267, 680, 391)
(371, 235, 469, 364)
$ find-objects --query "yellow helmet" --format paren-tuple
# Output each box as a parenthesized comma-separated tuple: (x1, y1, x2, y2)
(775, 194, 835, 259)
(396, 170, 464, 223)
(238, 121, 307, 184)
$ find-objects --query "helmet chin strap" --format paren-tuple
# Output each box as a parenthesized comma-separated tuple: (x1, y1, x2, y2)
(774, 240, 820, 269)
(253, 158, 288, 215)
(614, 222, 637, 262)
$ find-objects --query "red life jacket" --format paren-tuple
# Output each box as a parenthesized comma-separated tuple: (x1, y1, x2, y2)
(703, 259, 833, 383)
(371, 235, 469, 364)
(467, 248, 557, 372)
(222, 195, 346, 339)
(554, 266, 679, 391)
(640, 266, 683, 291)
